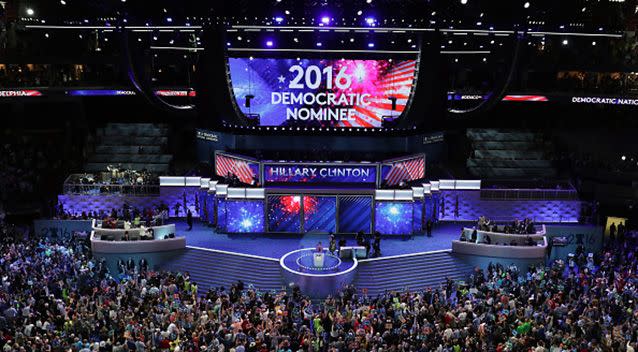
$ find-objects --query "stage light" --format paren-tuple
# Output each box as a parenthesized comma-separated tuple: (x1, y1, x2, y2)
(350, 38, 355, 42)
(357, 10, 363, 15)
(523, 2, 530, 8)
(592, 41, 597, 46)
(249, 56, 254, 60)
(365, 17, 375, 25)
(166, 17, 173, 22)
(44, 33, 49, 38)
(366, 0, 372, 3)
(26, 8, 35, 16)
(237, 36, 242, 41)
(490, 40, 495, 44)
(622, 155, 626, 161)
(389, 206, 399, 215)
(275, 17, 284, 23)
(169, 39, 174, 44)
(482, 57, 487, 62)
(227, 42, 231, 46)
(293, 37, 298, 42)
(285, 10, 290, 15)
(368, 43, 375, 48)
(266, 40, 273, 47)
(460, 0, 468, 4)
(60, 0, 66, 5)
(562, 39, 568, 45)
(316, 42, 322, 47)
(321, 17, 330, 24)
(407, 39, 412, 43)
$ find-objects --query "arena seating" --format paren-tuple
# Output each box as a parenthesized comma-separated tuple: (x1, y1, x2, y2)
(467, 129, 557, 178)
(85, 123, 173, 173)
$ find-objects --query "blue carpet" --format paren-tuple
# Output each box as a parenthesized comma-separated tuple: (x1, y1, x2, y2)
(172, 220, 463, 259)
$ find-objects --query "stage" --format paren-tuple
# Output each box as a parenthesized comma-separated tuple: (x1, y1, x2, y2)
(173, 220, 462, 258)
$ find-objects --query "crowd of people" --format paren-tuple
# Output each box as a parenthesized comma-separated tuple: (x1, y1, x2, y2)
(0, 213, 635, 351)
(477, 216, 537, 235)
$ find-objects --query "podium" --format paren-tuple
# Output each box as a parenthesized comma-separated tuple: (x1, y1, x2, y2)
(313, 252, 325, 268)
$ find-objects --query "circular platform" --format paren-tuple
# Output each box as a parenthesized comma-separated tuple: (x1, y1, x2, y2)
(280, 248, 358, 297)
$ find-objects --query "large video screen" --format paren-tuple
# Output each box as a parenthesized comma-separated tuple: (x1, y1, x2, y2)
(374, 202, 413, 235)
(226, 200, 265, 233)
(338, 196, 372, 233)
(228, 58, 417, 128)
(267, 195, 303, 232)
(215, 153, 260, 185)
(304, 196, 337, 233)
(381, 155, 425, 186)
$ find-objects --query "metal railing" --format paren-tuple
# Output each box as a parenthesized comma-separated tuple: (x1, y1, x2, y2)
(63, 183, 160, 195)
(479, 188, 578, 201)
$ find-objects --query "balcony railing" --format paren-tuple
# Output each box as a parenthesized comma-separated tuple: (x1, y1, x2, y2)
(480, 188, 578, 201)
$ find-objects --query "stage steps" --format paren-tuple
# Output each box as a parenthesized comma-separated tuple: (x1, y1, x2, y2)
(157, 247, 285, 294)
(86, 123, 173, 173)
(353, 250, 474, 296)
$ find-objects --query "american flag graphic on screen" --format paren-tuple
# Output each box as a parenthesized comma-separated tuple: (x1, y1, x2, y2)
(228, 58, 417, 128)
(343, 60, 417, 128)
(382, 156, 425, 186)
(215, 154, 258, 184)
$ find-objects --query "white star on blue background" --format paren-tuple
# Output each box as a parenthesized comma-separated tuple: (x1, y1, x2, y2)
(277, 75, 286, 83)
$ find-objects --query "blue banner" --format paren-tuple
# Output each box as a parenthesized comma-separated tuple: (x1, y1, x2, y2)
(263, 164, 377, 184)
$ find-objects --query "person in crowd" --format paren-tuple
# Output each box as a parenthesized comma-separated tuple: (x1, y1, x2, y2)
(470, 226, 478, 242)
(0, 219, 636, 351)
(328, 233, 336, 254)
(459, 229, 467, 241)
(426, 219, 433, 237)
(610, 222, 617, 242)
(373, 231, 381, 257)
(338, 236, 346, 254)
(186, 209, 193, 231)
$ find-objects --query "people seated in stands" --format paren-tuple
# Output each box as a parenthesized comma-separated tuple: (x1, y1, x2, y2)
(122, 231, 130, 241)
(470, 227, 478, 242)
(483, 234, 492, 244)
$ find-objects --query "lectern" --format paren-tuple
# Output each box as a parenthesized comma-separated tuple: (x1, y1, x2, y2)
(313, 252, 325, 268)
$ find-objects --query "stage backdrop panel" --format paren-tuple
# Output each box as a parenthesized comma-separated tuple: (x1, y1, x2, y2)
(413, 199, 424, 233)
(226, 200, 265, 233)
(268, 195, 302, 233)
(374, 202, 414, 235)
(438, 190, 581, 223)
(338, 196, 372, 234)
(216, 198, 228, 232)
(304, 196, 337, 233)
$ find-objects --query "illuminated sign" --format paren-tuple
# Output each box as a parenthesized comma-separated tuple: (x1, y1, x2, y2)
(263, 164, 378, 184)
(69, 90, 136, 96)
(0, 90, 43, 97)
(571, 96, 638, 106)
(228, 58, 417, 128)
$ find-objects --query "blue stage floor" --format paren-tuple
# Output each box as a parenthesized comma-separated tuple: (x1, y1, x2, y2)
(172, 220, 463, 259)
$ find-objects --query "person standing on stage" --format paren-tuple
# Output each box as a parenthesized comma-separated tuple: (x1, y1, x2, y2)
(328, 234, 336, 254)
(316, 241, 323, 253)
(373, 232, 381, 257)
(186, 209, 193, 231)
(426, 220, 433, 237)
